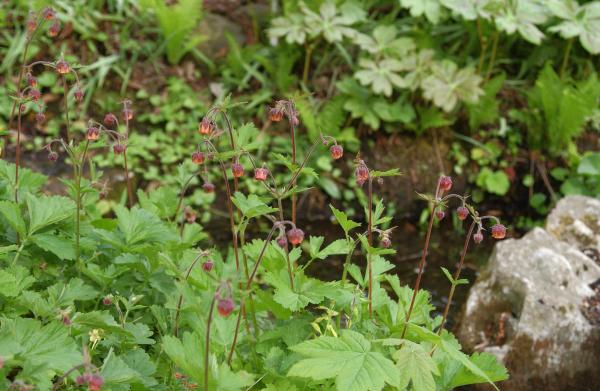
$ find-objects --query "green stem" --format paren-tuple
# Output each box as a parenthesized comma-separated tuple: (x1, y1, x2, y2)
(302, 42, 314, 86)
(204, 294, 217, 391)
(484, 32, 499, 82)
(62, 75, 71, 142)
(560, 38, 574, 80)
(75, 140, 90, 271)
(476, 18, 488, 74)
(437, 221, 475, 334)
(367, 177, 373, 319)
(11, 242, 26, 266)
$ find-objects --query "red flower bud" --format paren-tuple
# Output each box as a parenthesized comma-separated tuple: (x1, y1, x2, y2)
(355, 163, 369, 186)
(76, 375, 86, 385)
(269, 107, 283, 122)
(29, 89, 41, 101)
(231, 163, 244, 178)
(27, 13, 37, 33)
(122, 108, 133, 121)
(330, 144, 343, 160)
(380, 236, 392, 248)
(36, 112, 46, 123)
(473, 230, 484, 244)
(435, 210, 445, 220)
(48, 151, 58, 161)
(55, 59, 70, 74)
(184, 207, 197, 224)
(87, 127, 100, 141)
(286, 228, 304, 245)
(202, 182, 215, 193)
(48, 20, 61, 37)
(104, 113, 117, 126)
(74, 89, 84, 103)
(491, 224, 506, 239)
(88, 374, 104, 391)
(456, 206, 469, 221)
(438, 176, 452, 192)
(26, 73, 37, 87)
(113, 143, 125, 154)
(217, 298, 234, 317)
(43, 7, 56, 20)
(277, 236, 287, 248)
(62, 314, 71, 325)
(254, 167, 269, 181)
(199, 118, 214, 135)
(102, 296, 112, 306)
(202, 260, 214, 272)
(191, 151, 205, 165)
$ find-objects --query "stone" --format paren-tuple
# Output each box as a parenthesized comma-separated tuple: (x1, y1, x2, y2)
(457, 196, 600, 391)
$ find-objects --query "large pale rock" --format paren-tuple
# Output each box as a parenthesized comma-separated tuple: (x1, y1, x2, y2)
(457, 196, 600, 391)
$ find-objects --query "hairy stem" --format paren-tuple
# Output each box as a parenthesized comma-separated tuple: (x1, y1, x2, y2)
(287, 102, 297, 226)
(278, 197, 295, 290)
(560, 38, 574, 80)
(14, 104, 23, 203)
(484, 32, 499, 82)
(75, 140, 90, 271)
(228, 225, 277, 362)
(367, 177, 373, 318)
(62, 75, 71, 142)
(173, 253, 204, 337)
(123, 116, 134, 208)
(204, 294, 217, 391)
(302, 43, 314, 86)
(437, 221, 476, 334)
(401, 184, 441, 338)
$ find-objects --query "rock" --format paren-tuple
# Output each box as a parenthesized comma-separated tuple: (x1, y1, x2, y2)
(546, 195, 600, 249)
(196, 13, 245, 58)
(457, 196, 600, 391)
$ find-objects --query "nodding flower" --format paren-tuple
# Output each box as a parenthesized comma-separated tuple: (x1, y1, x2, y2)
(354, 160, 369, 186)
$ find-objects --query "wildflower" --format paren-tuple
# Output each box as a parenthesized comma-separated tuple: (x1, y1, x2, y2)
(102, 295, 112, 306)
(191, 151, 205, 165)
(203, 182, 215, 193)
(380, 236, 392, 248)
(86, 127, 100, 141)
(457, 206, 469, 221)
(231, 162, 244, 178)
(74, 89, 84, 103)
(184, 207, 197, 223)
(254, 167, 269, 181)
(122, 108, 133, 121)
(29, 89, 41, 101)
(436, 210, 445, 220)
(36, 111, 45, 123)
(55, 59, 70, 74)
(269, 107, 283, 122)
(217, 298, 234, 317)
(355, 161, 369, 186)
(439, 176, 452, 192)
(48, 20, 61, 37)
(491, 224, 506, 239)
(199, 118, 214, 135)
(287, 228, 305, 245)
(26, 73, 37, 87)
(88, 375, 104, 391)
(104, 113, 117, 126)
(277, 236, 287, 248)
(43, 7, 55, 20)
(48, 151, 58, 161)
(473, 229, 484, 244)
(113, 143, 125, 154)
(330, 144, 343, 160)
(202, 260, 214, 272)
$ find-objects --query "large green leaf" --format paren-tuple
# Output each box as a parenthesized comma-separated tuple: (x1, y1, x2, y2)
(288, 330, 399, 391)
(394, 340, 440, 391)
(26, 194, 74, 235)
(0, 200, 26, 237)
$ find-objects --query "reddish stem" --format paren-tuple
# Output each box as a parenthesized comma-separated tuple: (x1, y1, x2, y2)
(367, 177, 373, 318)
(437, 220, 476, 334)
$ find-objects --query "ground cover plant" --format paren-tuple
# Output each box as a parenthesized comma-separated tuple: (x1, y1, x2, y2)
(0, 6, 516, 390)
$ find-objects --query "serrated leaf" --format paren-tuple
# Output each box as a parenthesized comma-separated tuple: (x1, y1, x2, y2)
(0, 200, 26, 237)
(30, 233, 76, 260)
(26, 194, 75, 235)
(231, 192, 278, 219)
(288, 330, 399, 391)
(330, 205, 361, 236)
(447, 352, 509, 388)
(394, 340, 440, 391)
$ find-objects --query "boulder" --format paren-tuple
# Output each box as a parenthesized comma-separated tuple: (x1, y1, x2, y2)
(457, 196, 600, 391)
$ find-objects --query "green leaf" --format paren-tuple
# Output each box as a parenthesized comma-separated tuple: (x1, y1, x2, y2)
(578, 153, 600, 176)
(46, 278, 98, 307)
(231, 192, 278, 219)
(394, 340, 440, 391)
(317, 239, 350, 259)
(0, 200, 26, 237)
(422, 60, 483, 112)
(447, 352, 509, 388)
(330, 205, 360, 236)
(26, 194, 75, 235)
(101, 353, 140, 385)
(400, 0, 443, 23)
(288, 330, 399, 391)
(115, 205, 177, 247)
(267, 271, 329, 311)
(0, 266, 35, 297)
(30, 233, 76, 260)
(162, 332, 203, 383)
(0, 318, 81, 383)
